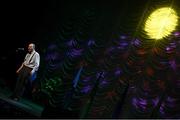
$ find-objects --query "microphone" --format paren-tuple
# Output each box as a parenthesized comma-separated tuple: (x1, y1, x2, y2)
(16, 48, 25, 52)
(17, 48, 25, 50)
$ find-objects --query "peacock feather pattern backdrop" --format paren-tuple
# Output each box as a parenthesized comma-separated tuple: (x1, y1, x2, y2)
(33, 1, 180, 118)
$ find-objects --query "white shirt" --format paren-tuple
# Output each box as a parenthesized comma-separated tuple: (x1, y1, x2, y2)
(23, 50, 40, 73)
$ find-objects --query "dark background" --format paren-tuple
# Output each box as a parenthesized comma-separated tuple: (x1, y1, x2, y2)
(0, 0, 179, 118)
(1, 0, 149, 89)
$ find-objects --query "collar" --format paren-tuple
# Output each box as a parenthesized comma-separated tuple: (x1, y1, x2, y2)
(29, 50, 35, 54)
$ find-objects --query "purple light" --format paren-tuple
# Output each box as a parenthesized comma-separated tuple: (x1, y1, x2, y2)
(101, 80, 108, 85)
(82, 77, 91, 83)
(81, 85, 92, 94)
(165, 45, 174, 54)
(170, 42, 176, 48)
(119, 41, 128, 46)
(166, 47, 171, 51)
(169, 59, 177, 70)
(165, 42, 176, 53)
(119, 35, 127, 39)
(132, 97, 149, 111)
(132, 98, 138, 109)
(105, 47, 115, 55)
(131, 39, 141, 46)
(174, 31, 180, 37)
(87, 39, 95, 46)
(117, 41, 129, 50)
(99, 79, 109, 88)
(152, 97, 159, 106)
(47, 43, 58, 51)
(175, 79, 180, 87)
(45, 52, 60, 61)
(139, 98, 147, 105)
(66, 48, 83, 58)
(167, 96, 176, 103)
(114, 68, 122, 76)
(96, 71, 105, 79)
(66, 39, 77, 47)
(159, 103, 165, 115)
(159, 96, 177, 117)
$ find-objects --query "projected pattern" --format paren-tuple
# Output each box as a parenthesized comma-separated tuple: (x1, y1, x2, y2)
(35, 6, 180, 119)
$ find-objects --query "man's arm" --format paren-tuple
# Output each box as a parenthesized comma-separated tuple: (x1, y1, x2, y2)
(16, 54, 27, 74)
(16, 63, 24, 74)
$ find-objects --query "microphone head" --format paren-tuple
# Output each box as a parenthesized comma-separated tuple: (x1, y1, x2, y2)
(18, 48, 24, 50)
(16, 48, 25, 52)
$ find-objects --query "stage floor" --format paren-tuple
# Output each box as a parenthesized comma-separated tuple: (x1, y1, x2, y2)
(0, 86, 44, 118)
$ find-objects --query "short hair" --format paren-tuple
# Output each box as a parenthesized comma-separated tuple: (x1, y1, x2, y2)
(29, 43, 35, 49)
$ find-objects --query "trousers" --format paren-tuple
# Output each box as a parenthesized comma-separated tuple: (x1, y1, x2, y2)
(13, 65, 32, 98)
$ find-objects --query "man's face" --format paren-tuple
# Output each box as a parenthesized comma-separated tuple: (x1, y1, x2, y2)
(28, 44, 34, 53)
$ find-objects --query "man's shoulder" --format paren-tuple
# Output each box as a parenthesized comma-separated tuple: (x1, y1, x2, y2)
(26, 53, 30, 56)
(35, 51, 40, 56)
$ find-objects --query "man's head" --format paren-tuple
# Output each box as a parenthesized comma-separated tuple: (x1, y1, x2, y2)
(28, 43, 35, 53)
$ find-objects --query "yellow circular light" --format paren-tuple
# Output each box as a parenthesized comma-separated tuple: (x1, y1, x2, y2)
(144, 7, 178, 40)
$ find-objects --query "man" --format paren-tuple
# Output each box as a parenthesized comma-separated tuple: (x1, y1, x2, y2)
(12, 43, 40, 101)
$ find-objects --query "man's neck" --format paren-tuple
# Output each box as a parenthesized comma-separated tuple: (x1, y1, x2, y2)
(29, 50, 35, 54)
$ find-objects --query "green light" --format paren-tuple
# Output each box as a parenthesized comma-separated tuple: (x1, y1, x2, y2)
(144, 7, 178, 40)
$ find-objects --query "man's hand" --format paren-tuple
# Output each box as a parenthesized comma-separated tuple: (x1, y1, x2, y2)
(16, 63, 24, 74)
(30, 70, 34, 75)
(16, 70, 20, 74)
(32, 88, 37, 93)
(30, 70, 36, 76)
